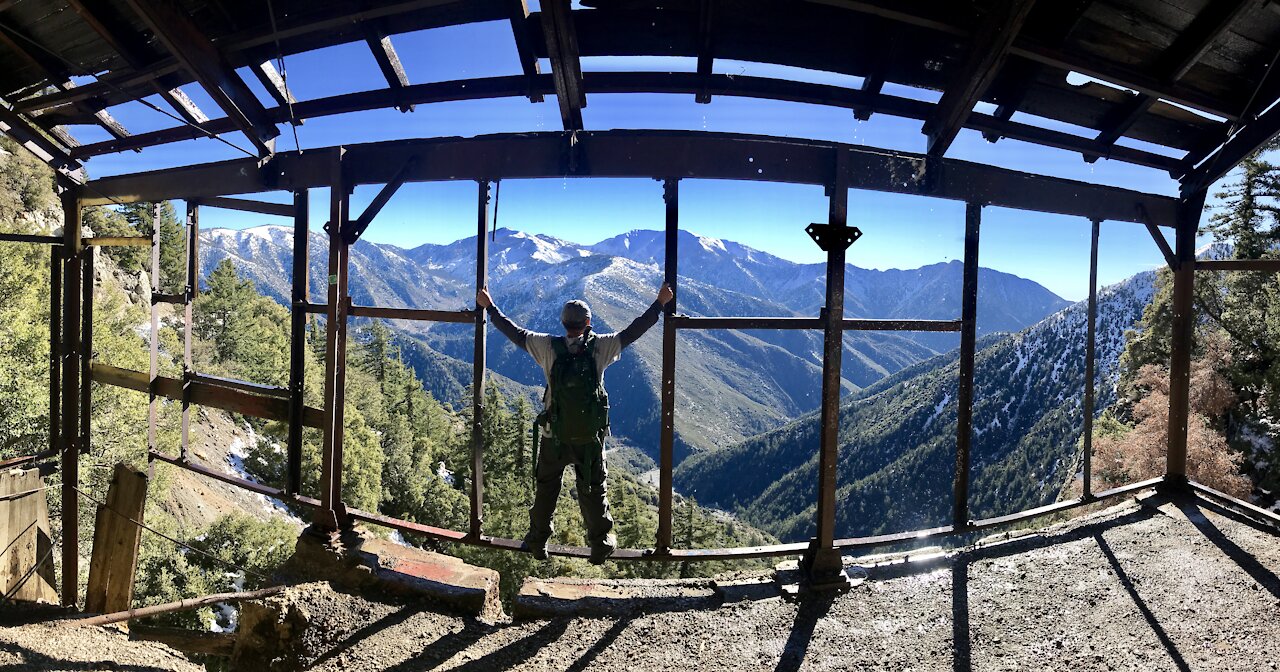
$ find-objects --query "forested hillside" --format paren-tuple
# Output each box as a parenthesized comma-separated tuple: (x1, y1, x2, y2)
(675, 267, 1159, 541)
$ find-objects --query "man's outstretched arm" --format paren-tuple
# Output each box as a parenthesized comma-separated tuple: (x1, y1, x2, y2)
(477, 288, 533, 350)
(618, 283, 674, 348)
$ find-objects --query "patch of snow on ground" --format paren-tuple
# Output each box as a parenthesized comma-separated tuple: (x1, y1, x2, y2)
(224, 423, 304, 526)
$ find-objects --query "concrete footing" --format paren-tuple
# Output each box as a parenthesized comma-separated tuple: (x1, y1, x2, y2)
(283, 524, 503, 621)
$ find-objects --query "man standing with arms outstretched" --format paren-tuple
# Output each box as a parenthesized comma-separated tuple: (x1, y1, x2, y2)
(477, 283, 674, 564)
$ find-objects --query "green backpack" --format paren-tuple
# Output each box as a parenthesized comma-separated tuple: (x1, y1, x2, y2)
(545, 334, 610, 444)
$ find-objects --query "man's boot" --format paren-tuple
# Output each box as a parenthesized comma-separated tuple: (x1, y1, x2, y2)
(522, 532, 549, 561)
(589, 533, 616, 565)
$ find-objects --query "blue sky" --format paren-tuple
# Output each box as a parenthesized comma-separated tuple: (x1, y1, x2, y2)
(76, 18, 1231, 302)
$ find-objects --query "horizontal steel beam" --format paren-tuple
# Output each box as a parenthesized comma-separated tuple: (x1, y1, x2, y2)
(81, 131, 1179, 225)
(843, 318, 963, 332)
(69, 72, 1183, 172)
(1186, 479, 1280, 528)
(91, 362, 324, 427)
(347, 305, 478, 323)
(671, 315, 822, 330)
(193, 196, 295, 218)
(149, 450, 321, 507)
(189, 372, 291, 400)
(0, 233, 62, 244)
(82, 236, 151, 247)
(1195, 259, 1280, 273)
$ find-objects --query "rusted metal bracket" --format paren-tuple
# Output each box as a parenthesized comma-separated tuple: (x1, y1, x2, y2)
(806, 222, 862, 252)
(344, 156, 418, 244)
(1137, 204, 1179, 271)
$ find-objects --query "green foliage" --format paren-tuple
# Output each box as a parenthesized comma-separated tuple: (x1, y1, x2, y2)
(0, 137, 56, 223)
(118, 201, 185, 293)
(193, 259, 290, 386)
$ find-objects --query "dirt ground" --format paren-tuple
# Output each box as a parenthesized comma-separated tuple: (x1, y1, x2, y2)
(2, 493, 1277, 671)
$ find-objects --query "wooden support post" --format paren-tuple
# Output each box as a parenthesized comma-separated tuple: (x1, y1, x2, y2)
(316, 150, 349, 530)
(147, 204, 160, 458)
(1082, 218, 1100, 498)
(85, 463, 148, 614)
(80, 249, 93, 456)
(0, 468, 58, 603)
(1165, 192, 1206, 482)
(59, 191, 82, 608)
(287, 190, 309, 496)
(470, 181, 491, 538)
(954, 202, 982, 528)
(181, 202, 197, 461)
(657, 178, 678, 552)
(802, 153, 852, 586)
(49, 246, 60, 458)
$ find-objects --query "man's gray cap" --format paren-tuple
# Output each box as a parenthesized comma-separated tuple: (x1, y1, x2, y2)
(561, 299, 591, 324)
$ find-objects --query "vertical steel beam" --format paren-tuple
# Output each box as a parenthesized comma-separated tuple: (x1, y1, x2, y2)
(147, 204, 160, 457)
(79, 249, 93, 456)
(180, 202, 197, 461)
(803, 153, 850, 584)
(657, 178, 678, 552)
(59, 191, 81, 608)
(1165, 191, 1206, 482)
(470, 180, 491, 538)
(316, 149, 349, 530)
(287, 190, 309, 495)
(49, 246, 60, 457)
(1081, 218, 1100, 499)
(954, 202, 981, 528)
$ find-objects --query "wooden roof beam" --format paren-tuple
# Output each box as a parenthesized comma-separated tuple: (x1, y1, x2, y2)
(123, 0, 278, 156)
(810, 0, 1239, 121)
(0, 100, 84, 187)
(156, 87, 208, 125)
(1088, 0, 1257, 161)
(364, 28, 413, 113)
(982, 0, 1092, 142)
(538, 0, 585, 131)
(0, 19, 130, 142)
(505, 0, 544, 103)
(63, 0, 212, 127)
(924, 0, 1037, 157)
(251, 61, 299, 116)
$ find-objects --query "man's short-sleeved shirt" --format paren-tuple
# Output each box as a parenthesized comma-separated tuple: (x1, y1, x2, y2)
(525, 332, 623, 398)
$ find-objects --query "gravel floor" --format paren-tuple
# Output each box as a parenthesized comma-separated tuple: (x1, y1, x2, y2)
(2, 493, 1277, 671)
(0, 621, 203, 671)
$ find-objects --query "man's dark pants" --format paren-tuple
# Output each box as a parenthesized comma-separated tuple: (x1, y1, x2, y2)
(527, 433, 613, 550)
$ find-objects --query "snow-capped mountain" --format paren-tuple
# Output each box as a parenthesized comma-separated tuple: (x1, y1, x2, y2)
(200, 225, 1069, 457)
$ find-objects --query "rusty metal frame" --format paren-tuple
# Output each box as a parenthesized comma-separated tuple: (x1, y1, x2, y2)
(1, 127, 1217, 587)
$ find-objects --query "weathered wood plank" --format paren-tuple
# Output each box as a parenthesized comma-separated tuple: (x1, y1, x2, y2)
(85, 463, 148, 614)
(0, 469, 58, 603)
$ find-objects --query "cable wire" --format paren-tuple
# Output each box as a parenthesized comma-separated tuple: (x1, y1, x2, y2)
(68, 484, 271, 583)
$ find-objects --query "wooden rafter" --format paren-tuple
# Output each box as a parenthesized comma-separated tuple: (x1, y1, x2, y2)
(156, 87, 209, 125)
(982, 0, 1092, 142)
(0, 99, 83, 186)
(251, 60, 298, 113)
(0, 18, 130, 140)
(123, 0, 278, 156)
(64, 0, 214, 126)
(1088, 0, 1256, 160)
(538, 0, 584, 131)
(364, 27, 413, 113)
(505, 0, 543, 103)
(924, 0, 1037, 156)
(810, 0, 1238, 121)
